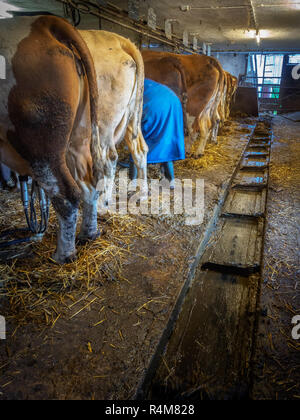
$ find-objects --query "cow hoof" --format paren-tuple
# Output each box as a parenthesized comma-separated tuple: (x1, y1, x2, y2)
(76, 230, 101, 246)
(191, 153, 204, 159)
(51, 252, 77, 265)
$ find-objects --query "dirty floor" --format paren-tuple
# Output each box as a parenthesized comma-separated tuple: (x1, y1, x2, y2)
(0, 118, 253, 400)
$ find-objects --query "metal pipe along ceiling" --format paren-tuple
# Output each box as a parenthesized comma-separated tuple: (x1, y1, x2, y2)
(181, 1, 260, 32)
(180, 3, 300, 10)
(249, 0, 259, 31)
(56, 0, 198, 54)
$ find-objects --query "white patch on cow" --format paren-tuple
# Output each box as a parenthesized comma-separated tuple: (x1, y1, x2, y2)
(0, 17, 36, 140)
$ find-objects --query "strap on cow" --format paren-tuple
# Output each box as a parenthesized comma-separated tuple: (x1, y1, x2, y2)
(0, 177, 50, 249)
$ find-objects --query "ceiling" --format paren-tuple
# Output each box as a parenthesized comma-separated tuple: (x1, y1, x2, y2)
(2, 0, 300, 51)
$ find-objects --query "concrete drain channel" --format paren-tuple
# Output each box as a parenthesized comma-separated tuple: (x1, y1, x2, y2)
(137, 121, 273, 400)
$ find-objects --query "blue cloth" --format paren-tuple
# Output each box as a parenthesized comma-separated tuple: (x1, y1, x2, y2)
(0, 163, 11, 182)
(139, 79, 185, 164)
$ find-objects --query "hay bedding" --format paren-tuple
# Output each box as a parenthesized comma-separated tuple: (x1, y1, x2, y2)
(0, 193, 149, 327)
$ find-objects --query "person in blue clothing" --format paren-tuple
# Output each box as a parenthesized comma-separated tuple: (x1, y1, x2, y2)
(0, 163, 16, 190)
(130, 78, 185, 187)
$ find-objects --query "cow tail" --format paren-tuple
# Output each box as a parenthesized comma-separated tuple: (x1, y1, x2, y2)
(210, 60, 226, 124)
(119, 39, 145, 140)
(168, 57, 189, 135)
(171, 58, 188, 101)
(39, 16, 101, 182)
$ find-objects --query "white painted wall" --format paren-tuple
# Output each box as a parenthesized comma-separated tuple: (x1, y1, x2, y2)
(213, 53, 248, 79)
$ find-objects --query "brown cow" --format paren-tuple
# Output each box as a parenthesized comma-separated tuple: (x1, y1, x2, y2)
(142, 51, 228, 156)
(0, 17, 147, 264)
(142, 52, 190, 137)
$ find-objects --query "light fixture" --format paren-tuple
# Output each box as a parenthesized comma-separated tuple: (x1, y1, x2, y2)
(256, 29, 261, 44)
(180, 5, 192, 12)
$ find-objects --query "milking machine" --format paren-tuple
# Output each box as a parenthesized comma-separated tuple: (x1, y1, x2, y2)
(0, 176, 50, 249)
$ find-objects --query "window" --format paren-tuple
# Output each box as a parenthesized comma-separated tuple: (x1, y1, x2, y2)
(250, 54, 284, 98)
(289, 55, 300, 64)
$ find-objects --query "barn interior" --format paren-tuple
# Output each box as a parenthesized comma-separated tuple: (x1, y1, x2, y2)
(0, 0, 299, 401)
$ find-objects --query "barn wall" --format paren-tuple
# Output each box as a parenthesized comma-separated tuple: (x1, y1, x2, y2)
(77, 14, 141, 46)
(100, 20, 141, 45)
(76, 14, 100, 30)
(213, 53, 248, 79)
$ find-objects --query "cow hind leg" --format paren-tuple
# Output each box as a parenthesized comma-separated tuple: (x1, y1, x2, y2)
(77, 186, 100, 244)
(125, 126, 148, 199)
(52, 198, 78, 264)
(192, 114, 211, 157)
(32, 161, 81, 264)
(181, 93, 191, 138)
(210, 119, 220, 145)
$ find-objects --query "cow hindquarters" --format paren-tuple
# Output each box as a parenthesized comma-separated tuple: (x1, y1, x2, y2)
(7, 79, 83, 264)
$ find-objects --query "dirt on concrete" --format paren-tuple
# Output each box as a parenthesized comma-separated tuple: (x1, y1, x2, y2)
(0, 119, 253, 400)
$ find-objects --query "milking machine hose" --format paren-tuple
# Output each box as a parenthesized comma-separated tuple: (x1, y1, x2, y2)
(0, 176, 50, 249)
(0, 230, 33, 249)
